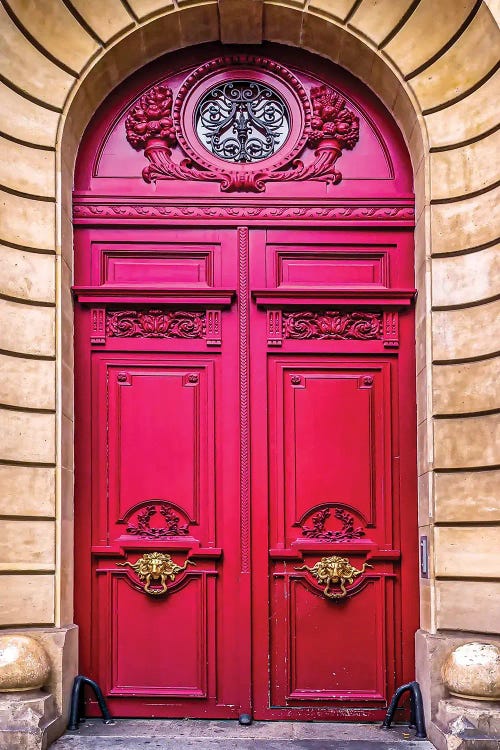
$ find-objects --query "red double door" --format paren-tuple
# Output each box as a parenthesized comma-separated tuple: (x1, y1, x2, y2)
(75, 224, 417, 721)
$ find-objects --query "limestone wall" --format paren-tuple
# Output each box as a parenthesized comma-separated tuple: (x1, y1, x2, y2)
(0, 0, 499, 727)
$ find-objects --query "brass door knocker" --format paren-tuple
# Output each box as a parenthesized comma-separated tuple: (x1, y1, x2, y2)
(295, 555, 372, 599)
(117, 551, 195, 596)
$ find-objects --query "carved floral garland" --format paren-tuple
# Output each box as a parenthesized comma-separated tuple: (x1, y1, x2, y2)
(125, 59, 359, 192)
(126, 503, 190, 537)
(301, 507, 365, 542)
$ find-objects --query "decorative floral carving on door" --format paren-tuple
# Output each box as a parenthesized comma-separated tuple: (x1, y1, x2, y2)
(125, 55, 359, 192)
(283, 311, 382, 340)
(123, 501, 191, 538)
(300, 506, 365, 542)
(107, 309, 205, 338)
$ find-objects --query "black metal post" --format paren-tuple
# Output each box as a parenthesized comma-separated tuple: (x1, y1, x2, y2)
(382, 680, 426, 739)
(68, 675, 114, 731)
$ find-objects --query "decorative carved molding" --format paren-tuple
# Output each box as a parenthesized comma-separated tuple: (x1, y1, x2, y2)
(123, 56, 359, 192)
(283, 311, 382, 340)
(125, 501, 190, 538)
(73, 202, 415, 223)
(238, 227, 250, 573)
(90, 308, 106, 344)
(106, 309, 205, 339)
(301, 507, 365, 542)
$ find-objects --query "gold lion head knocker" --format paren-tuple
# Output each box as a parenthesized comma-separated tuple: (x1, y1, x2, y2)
(295, 555, 372, 599)
(117, 551, 195, 596)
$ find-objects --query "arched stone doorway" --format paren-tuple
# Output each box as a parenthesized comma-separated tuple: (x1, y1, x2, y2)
(73, 42, 417, 722)
(0, 2, 498, 748)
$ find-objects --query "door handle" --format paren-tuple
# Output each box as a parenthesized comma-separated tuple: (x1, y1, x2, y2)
(117, 551, 195, 596)
(295, 555, 372, 599)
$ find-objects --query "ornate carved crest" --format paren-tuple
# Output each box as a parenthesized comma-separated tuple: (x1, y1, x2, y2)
(300, 507, 365, 542)
(125, 56, 359, 192)
(124, 501, 190, 538)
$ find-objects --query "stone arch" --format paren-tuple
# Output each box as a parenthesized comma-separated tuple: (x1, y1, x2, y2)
(0, 2, 498, 746)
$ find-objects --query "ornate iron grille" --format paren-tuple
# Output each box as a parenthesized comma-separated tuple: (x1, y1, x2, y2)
(195, 80, 289, 163)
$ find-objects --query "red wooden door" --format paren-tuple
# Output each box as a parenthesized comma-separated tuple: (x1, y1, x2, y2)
(74, 225, 416, 721)
(73, 45, 418, 722)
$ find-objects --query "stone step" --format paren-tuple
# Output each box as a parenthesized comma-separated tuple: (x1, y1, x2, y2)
(50, 720, 434, 750)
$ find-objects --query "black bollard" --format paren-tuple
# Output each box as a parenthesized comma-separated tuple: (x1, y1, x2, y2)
(382, 680, 426, 739)
(68, 675, 114, 731)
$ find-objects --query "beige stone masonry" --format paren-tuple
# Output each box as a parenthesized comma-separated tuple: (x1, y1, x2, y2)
(436, 580, 500, 634)
(0, 354, 55, 410)
(435, 526, 500, 578)
(0, 244, 55, 303)
(0, 4, 75, 108)
(0, 298, 55, 357)
(432, 243, 499, 307)
(434, 469, 500, 523)
(0, 465, 55, 518)
(424, 69, 500, 148)
(348, 0, 415, 46)
(432, 298, 500, 361)
(219, 0, 263, 43)
(0, 81, 60, 147)
(434, 413, 500, 468)
(430, 126, 500, 201)
(0, 190, 56, 252)
(68, 0, 134, 44)
(0, 519, 55, 571)
(431, 184, 500, 255)
(6, 0, 99, 74)
(0, 136, 55, 198)
(308, 0, 357, 22)
(409, 5, 500, 111)
(0, 409, 56, 464)
(384, 0, 478, 78)
(433, 358, 500, 415)
(0, 575, 54, 626)
(126, 0, 174, 21)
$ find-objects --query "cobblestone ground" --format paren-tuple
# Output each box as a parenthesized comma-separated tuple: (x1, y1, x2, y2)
(50, 720, 434, 750)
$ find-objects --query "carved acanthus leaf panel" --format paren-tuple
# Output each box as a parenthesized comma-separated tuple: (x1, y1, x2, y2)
(283, 311, 382, 340)
(107, 309, 206, 339)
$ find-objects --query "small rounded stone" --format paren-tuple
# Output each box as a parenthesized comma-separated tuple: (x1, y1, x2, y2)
(0, 635, 51, 692)
(442, 642, 500, 701)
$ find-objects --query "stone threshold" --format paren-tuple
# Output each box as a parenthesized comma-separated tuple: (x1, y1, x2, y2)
(50, 719, 435, 749)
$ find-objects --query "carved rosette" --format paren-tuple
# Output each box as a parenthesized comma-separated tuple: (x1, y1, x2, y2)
(124, 56, 359, 192)
(107, 309, 205, 339)
(283, 311, 382, 340)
